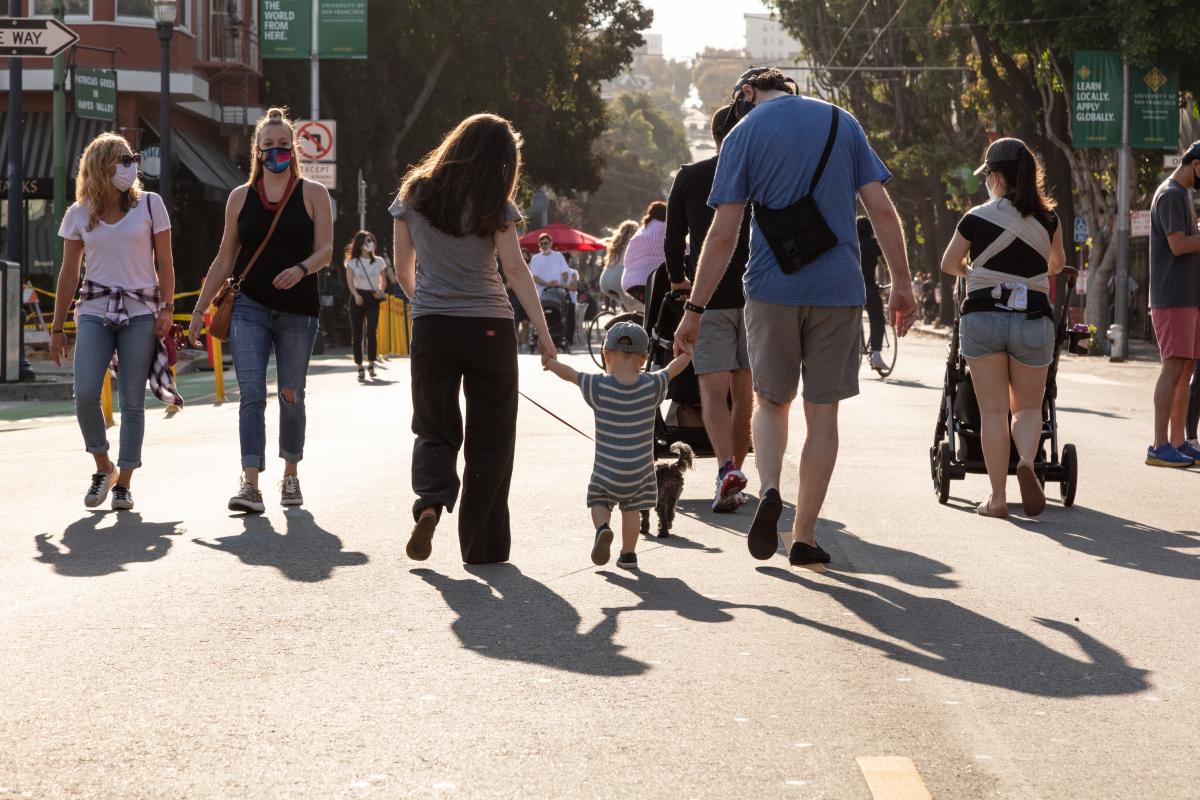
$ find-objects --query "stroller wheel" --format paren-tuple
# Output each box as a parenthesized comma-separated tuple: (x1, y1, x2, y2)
(935, 442, 953, 505)
(1060, 444, 1078, 507)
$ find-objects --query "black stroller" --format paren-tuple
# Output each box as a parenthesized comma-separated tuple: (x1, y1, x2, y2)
(930, 269, 1090, 506)
(535, 286, 573, 352)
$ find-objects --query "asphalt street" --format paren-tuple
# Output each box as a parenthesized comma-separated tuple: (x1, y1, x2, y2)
(1, 333, 1197, 799)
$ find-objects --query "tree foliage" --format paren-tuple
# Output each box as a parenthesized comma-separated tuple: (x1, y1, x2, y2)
(692, 48, 747, 114)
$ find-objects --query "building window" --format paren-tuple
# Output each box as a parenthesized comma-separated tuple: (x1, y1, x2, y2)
(31, 0, 90, 16)
(117, 0, 190, 28)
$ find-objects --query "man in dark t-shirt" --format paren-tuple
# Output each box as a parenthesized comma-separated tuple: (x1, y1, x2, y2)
(664, 104, 753, 512)
(1146, 140, 1200, 467)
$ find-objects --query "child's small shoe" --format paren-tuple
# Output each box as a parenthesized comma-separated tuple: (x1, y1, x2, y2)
(591, 524, 614, 566)
(616, 551, 639, 570)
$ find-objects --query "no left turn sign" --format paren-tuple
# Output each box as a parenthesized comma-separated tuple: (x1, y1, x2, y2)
(296, 120, 336, 162)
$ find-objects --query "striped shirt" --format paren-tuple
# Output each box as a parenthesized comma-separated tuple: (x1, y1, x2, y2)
(578, 370, 670, 510)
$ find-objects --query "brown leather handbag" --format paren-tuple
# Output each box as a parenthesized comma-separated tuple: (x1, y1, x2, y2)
(207, 178, 300, 341)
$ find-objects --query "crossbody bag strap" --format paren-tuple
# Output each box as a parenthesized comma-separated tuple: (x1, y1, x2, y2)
(807, 106, 841, 196)
(232, 177, 300, 290)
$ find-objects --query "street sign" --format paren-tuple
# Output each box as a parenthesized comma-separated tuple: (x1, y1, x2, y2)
(1131, 209, 1152, 238)
(296, 119, 336, 162)
(0, 17, 79, 58)
(1073, 217, 1090, 244)
(73, 68, 117, 122)
(302, 162, 337, 190)
(1165, 154, 1181, 169)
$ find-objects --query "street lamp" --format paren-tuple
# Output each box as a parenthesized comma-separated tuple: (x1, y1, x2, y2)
(153, 0, 177, 215)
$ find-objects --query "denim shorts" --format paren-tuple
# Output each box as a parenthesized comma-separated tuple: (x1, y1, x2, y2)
(960, 311, 1055, 368)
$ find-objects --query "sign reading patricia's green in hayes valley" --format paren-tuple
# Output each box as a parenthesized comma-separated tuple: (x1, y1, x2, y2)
(73, 68, 116, 122)
(261, 0, 310, 59)
(1073, 50, 1122, 148)
(1131, 65, 1179, 150)
(319, 0, 367, 59)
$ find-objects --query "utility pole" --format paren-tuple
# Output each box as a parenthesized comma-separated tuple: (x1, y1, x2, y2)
(310, 0, 319, 119)
(52, 0, 66, 269)
(7, 0, 33, 380)
(1111, 51, 1132, 362)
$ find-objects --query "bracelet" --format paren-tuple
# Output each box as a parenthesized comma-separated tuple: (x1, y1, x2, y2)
(683, 300, 707, 314)
(50, 328, 65, 335)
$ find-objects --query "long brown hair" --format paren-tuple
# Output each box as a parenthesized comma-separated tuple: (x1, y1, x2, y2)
(246, 107, 303, 186)
(987, 140, 1056, 220)
(641, 201, 666, 227)
(76, 132, 142, 232)
(397, 113, 524, 238)
(605, 219, 639, 266)
(343, 230, 374, 264)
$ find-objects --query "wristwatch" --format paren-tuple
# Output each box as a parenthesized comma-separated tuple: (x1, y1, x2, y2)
(683, 300, 707, 314)
(162, 303, 175, 312)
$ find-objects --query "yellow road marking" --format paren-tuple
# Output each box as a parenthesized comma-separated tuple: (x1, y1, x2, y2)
(856, 756, 933, 800)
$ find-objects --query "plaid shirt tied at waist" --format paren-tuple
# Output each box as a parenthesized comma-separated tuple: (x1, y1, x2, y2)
(77, 280, 184, 408)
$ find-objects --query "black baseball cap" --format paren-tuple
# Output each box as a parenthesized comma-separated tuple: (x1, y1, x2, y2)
(973, 137, 1026, 175)
(1182, 140, 1200, 164)
(731, 67, 770, 96)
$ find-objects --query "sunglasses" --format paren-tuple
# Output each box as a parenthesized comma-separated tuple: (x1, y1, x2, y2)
(118, 153, 142, 168)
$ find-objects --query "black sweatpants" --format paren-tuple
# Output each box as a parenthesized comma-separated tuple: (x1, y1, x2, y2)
(410, 315, 519, 564)
(349, 294, 382, 365)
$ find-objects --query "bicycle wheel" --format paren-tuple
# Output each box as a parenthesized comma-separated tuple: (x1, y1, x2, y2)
(875, 321, 898, 377)
(588, 311, 614, 369)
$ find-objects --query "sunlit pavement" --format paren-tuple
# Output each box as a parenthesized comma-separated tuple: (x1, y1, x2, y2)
(2, 335, 1196, 798)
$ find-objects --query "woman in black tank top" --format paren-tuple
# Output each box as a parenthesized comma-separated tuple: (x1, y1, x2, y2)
(188, 108, 334, 512)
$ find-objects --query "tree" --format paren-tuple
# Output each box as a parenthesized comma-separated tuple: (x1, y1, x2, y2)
(582, 92, 691, 232)
(692, 48, 748, 114)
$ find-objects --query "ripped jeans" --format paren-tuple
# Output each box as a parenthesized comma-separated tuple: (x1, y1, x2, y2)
(229, 293, 319, 471)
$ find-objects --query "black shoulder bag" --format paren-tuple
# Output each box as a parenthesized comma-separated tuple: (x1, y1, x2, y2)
(751, 107, 841, 275)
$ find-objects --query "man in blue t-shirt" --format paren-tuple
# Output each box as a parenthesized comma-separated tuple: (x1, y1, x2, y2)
(675, 67, 917, 566)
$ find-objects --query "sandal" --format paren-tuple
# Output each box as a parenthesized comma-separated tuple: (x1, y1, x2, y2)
(407, 511, 438, 561)
(976, 498, 1009, 518)
(1015, 462, 1046, 517)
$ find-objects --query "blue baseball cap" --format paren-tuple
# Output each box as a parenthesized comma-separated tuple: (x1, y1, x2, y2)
(603, 321, 649, 354)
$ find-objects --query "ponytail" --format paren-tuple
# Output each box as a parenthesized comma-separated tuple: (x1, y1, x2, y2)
(992, 147, 1056, 220)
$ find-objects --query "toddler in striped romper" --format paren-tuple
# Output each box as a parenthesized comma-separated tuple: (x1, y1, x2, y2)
(544, 321, 691, 570)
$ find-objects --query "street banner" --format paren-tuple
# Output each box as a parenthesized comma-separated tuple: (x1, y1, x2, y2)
(73, 68, 117, 122)
(1131, 65, 1179, 150)
(1073, 50, 1121, 148)
(319, 0, 367, 59)
(261, 0, 310, 59)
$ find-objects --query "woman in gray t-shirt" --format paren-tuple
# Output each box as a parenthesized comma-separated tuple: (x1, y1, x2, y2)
(390, 113, 554, 565)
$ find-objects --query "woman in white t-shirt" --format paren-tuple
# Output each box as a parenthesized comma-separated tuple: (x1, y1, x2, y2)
(342, 229, 388, 380)
(48, 132, 176, 511)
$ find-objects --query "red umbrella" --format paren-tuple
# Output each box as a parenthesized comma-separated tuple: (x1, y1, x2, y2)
(519, 223, 607, 252)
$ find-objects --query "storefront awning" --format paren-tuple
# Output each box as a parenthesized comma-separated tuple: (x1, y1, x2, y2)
(172, 129, 246, 193)
(0, 112, 112, 196)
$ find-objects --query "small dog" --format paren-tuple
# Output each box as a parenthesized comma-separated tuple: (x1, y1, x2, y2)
(640, 442, 694, 538)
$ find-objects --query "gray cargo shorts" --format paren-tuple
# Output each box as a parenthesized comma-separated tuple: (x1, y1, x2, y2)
(744, 299, 863, 405)
(693, 307, 750, 375)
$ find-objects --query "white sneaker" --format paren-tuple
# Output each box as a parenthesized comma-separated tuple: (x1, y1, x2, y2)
(712, 467, 748, 513)
(84, 468, 117, 508)
(870, 350, 887, 371)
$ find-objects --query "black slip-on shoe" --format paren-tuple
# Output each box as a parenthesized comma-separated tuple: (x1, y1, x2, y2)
(407, 514, 437, 561)
(748, 488, 783, 560)
(788, 540, 831, 566)
(591, 525, 614, 566)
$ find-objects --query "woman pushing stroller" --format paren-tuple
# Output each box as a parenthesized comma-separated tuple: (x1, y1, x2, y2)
(940, 138, 1066, 518)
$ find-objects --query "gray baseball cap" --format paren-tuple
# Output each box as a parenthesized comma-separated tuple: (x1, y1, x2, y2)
(973, 137, 1027, 175)
(603, 321, 649, 354)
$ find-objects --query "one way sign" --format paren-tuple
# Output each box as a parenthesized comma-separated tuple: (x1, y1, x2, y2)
(0, 18, 79, 58)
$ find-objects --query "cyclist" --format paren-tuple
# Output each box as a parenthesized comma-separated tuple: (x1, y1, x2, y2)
(858, 215, 888, 371)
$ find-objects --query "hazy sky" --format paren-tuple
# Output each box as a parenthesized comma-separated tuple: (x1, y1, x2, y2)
(643, 0, 773, 61)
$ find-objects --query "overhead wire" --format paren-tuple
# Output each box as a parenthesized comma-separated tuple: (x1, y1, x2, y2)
(839, 0, 914, 89)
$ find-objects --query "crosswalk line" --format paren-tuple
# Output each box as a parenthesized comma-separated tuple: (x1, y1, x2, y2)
(856, 756, 933, 800)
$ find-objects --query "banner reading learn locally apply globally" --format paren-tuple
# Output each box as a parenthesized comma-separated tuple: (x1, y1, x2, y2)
(1073, 50, 1122, 149)
(1131, 64, 1179, 150)
(261, 0, 311, 59)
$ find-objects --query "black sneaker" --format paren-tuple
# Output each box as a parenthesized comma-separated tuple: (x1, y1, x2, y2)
(616, 551, 639, 570)
(111, 485, 134, 511)
(357, 366, 366, 383)
(591, 524, 614, 566)
(368, 362, 377, 379)
(789, 540, 831, 566)
(748, 488, 783, 560)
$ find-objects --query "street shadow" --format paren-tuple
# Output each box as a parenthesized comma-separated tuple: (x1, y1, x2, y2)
(643, 527, 723, 553)
(413, 563, 647, 677)
(35, 512, 183, 577)
(192, 509, 368, 582)
(1057, 406, 1127, 420)
(758, 567, 1149, 697)
(597, 568, 803, 625)
(358, 378, 397, 387)
(817, 518, 958, 589)
(881, 379, 939, 391)
(1009, 506, 1200, 581)
(674, 498, 747, 535)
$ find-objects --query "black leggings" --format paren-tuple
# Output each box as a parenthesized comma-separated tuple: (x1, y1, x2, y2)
(349, 294, 381, 365)
(864, 279, 886, 352)
(410, 315, 518, 564)
(1187, 359, 1200, 441)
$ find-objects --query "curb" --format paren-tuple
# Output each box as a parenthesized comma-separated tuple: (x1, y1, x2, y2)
(0, 380, 73, 402)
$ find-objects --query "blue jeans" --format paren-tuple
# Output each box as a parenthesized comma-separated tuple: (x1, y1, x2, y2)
(229, 294, 319, 471)
(73, 314, 157, 470)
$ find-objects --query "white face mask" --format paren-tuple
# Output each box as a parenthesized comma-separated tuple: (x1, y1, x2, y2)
(363, 241, 375, 253)
(112, 162, 138, 192)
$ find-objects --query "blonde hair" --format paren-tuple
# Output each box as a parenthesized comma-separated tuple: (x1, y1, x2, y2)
(247, 107, 302, 185)
(75, 132, 141, 232)
(605, 219, 639, 266)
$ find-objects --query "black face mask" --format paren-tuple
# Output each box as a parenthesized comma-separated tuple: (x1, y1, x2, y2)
(732, 92, 755, 122)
